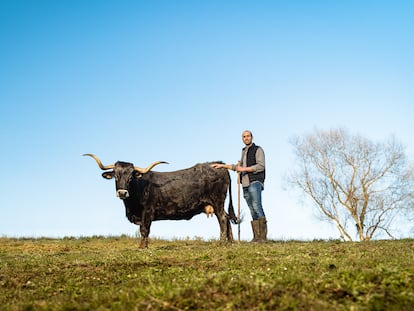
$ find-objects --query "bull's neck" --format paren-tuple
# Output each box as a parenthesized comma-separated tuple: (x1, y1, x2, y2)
(122, 183, 144, 223)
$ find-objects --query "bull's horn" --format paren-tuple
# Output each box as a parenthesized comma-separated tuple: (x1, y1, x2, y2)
(83, 154, 115, 170)
(134, 161, 168, 174)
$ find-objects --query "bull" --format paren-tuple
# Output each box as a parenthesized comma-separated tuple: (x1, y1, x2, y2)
(83, 154, 237, 248)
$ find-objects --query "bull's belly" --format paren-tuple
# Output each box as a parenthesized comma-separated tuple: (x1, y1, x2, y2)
(154, 207, 204, 221)
(127, 204, 216, 224)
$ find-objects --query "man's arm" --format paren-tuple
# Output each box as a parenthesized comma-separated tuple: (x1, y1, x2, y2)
(211, 162, 256, 173)
(250, 147, 265, 173)
(211, 163, 237, 171)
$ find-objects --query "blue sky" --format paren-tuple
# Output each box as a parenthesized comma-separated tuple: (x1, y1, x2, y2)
(1, 0, 413, 241)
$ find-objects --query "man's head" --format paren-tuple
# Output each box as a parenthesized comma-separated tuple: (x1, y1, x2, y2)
(242, 130, 253, 146)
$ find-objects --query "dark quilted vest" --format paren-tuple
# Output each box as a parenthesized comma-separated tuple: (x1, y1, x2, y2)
(245, 143, 265, 184)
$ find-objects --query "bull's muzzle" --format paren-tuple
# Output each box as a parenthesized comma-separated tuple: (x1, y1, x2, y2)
(116, 189, 129, 199)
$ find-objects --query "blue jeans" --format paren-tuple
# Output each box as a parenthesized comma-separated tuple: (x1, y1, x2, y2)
(243, 181, 265, 220)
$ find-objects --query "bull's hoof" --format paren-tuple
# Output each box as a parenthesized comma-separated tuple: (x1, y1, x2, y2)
(139, 238, 149, 248)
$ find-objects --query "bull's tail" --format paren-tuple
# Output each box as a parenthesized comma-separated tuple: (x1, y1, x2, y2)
(227, 171, 239, 224)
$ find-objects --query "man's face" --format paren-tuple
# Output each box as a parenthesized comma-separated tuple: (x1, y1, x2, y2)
(242, 131, 253, 146)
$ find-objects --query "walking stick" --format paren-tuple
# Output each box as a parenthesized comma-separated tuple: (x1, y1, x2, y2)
(237, 162, 241, 244)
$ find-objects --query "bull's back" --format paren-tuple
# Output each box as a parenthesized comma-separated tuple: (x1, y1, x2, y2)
(148, 162, 229, 186)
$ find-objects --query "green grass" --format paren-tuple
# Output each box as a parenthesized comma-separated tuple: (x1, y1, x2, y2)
(1, 236, 413, 310)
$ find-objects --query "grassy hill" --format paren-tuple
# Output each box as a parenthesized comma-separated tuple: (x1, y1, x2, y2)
(1, 236, 413, 310)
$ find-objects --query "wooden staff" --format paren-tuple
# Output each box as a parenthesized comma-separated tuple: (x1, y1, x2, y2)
(237, 161, 241, 244)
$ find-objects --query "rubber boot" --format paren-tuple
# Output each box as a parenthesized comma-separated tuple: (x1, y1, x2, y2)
(258, 217, 268, 242)
(250, 220, 260, 242)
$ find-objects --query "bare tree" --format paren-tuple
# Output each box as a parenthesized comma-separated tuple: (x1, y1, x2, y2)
(287, 128, 414, 241)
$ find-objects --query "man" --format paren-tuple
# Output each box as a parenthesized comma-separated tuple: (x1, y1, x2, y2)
(212, 130, 267, 242)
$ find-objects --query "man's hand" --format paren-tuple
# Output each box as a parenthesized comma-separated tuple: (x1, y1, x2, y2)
(211, 163, 225, 169)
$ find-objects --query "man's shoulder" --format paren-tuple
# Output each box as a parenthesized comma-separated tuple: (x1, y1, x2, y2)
(243, 143, 264, 152)
(254, 144, 264, 151)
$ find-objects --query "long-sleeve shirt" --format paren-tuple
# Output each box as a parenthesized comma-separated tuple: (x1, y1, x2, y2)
(231, 145, 265, 187)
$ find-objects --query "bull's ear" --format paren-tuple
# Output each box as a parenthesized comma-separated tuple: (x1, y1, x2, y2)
(102, 171, 114, 180)
(132, 171, 143, 179)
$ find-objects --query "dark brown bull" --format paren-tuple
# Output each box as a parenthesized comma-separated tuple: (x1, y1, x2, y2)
(83, 154, 237, 248)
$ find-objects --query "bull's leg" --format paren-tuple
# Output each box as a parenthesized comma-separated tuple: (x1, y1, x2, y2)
(226, 218, 234, 242)
(215, 206, 233, 242)
(139, 216, 152, 248)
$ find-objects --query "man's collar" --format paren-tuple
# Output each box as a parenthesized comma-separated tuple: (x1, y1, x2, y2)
(243, 143, 255, 150)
